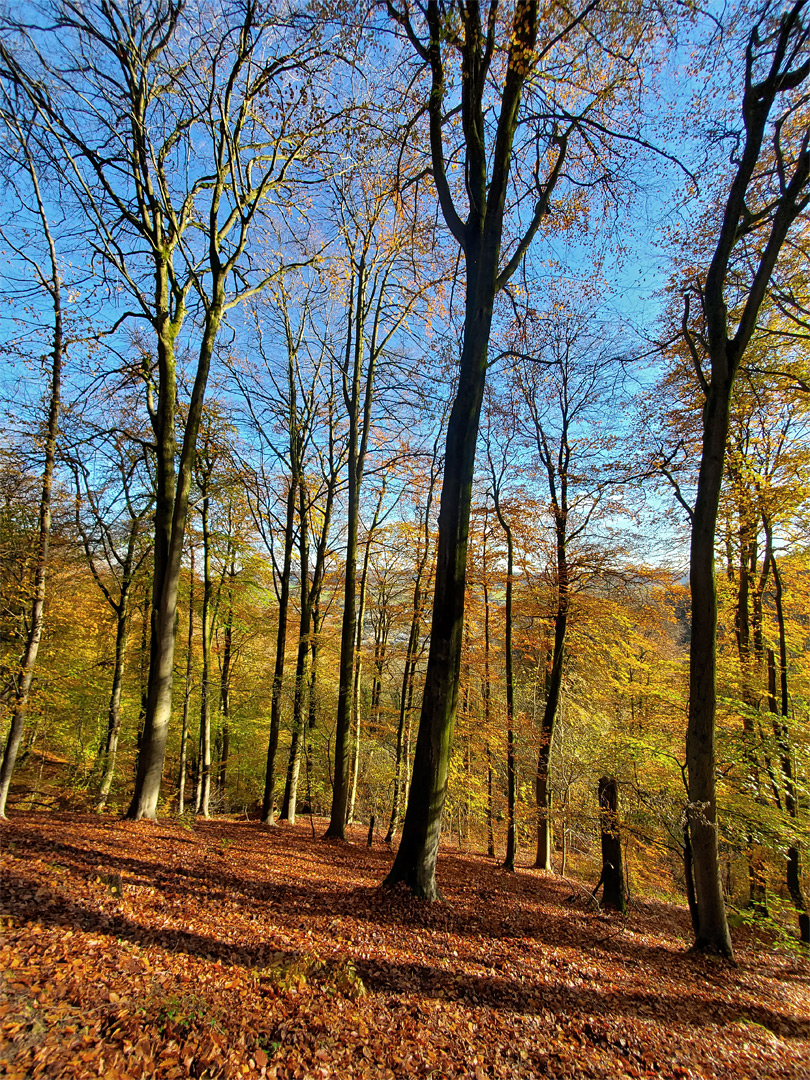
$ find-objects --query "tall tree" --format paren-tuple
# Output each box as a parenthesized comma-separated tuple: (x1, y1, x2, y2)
(384, 0, 652, 897)
(680, 0, 810, 955)
(0, 102, 64, 818)
(1, 0, 324, 820)
(325, 171, 432, 838)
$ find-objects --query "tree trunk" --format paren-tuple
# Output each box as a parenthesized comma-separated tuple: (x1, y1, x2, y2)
(535, 600, 566, 870)
(261, 479, 297, 825)
(486, 743, 496, 859)
(127, 283, 225, 820)
(218, 570, 233, 804)
(385, 255, 494, 897)
(196, 493, 213, 818)
(281, 483, 311, 825)
(768, 555, 810, 945)
(493, 496, 516, 871)
(178, 547, 195, 813)
(0, 154, 62, 820)
(596, 777, 627, 913)
(686, 379, 734, 956)
(94, 590, 131, 811)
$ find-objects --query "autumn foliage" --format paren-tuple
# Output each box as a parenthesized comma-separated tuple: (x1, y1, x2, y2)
(2, 812, 809, 1080)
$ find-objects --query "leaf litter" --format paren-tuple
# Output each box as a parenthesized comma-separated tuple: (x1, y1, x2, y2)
(1, 812, 808, 1079)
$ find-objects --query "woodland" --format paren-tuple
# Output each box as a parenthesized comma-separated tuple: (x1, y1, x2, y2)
(2, 0, 810, 1074)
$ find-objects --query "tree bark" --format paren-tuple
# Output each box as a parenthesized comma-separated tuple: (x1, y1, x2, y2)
(596, 776, 627, 913)
(94, 582, 132, 811)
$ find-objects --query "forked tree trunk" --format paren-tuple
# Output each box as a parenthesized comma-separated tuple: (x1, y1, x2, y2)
(681, 2, 810, 955)
(383, 0, 563, 899)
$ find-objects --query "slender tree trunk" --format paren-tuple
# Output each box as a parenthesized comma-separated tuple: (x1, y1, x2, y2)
(0, 156, 62, 820)
(197, 493, 213, 818)
(348, 521, 374, 825)
(281, 485, 311, 825)
(486, 743, 496, 858)
(493, 498, 516, 871)
(535, 603, 566, 870)
(95, 589, 131, 811)
(731, 512, 767, 912)
(218, 566, 234, 802)
(178, 547, 195, 813)
(768, 555, 810, 945)
(261, 479, 297, 825)
(385, 510, 433, 844)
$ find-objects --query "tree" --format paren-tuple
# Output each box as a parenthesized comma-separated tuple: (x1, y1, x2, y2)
(1, 0, 325, 820)
(485, 415, 518, 871)
(0, 100, 64, 818)
(64, 429, 153, 811)
(680, 0, 810, 955)
(384, 0, 655, 897)
(325, 169, 433, 839)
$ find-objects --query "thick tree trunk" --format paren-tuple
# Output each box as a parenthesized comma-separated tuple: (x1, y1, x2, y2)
(385, 260, 493, 897)
(596, 776, 627, 913)
(686, 380, 734, 956)
(127, 289, 224, 820)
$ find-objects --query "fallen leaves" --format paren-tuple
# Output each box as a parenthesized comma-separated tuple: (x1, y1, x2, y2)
(0, 811, 808, 1079)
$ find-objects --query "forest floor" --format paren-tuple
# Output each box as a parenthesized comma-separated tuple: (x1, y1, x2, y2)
(1, 812, 809, 1080)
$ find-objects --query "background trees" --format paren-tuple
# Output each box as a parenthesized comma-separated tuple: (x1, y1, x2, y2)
(2, 0, 810, 951)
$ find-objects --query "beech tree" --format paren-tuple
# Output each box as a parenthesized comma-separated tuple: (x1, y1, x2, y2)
(1, 0, 326, 820)
(0, 100, 65, 819)
(325, 168, 434, 839)
(680, 0, 810, 956)
(383, 0, 661, 897)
